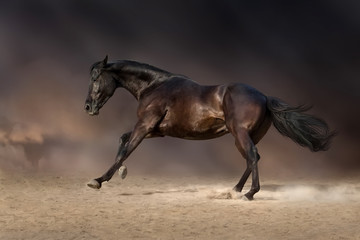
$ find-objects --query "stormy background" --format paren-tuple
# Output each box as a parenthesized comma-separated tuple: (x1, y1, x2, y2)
(0, 0, 359, 178)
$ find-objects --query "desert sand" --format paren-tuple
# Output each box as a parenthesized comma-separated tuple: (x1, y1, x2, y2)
(0, 170, 359, 240)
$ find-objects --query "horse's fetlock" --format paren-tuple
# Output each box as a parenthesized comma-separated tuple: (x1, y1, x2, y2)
(252, 185, 260, 193)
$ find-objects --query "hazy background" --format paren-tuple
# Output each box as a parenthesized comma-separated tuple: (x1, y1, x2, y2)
(0, 0, 359, 178)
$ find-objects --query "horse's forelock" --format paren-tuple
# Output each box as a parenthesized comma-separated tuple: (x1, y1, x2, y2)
(89, 61, 102, 74)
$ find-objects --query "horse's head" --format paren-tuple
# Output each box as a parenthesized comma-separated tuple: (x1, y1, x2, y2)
(84, 55, 117, 116)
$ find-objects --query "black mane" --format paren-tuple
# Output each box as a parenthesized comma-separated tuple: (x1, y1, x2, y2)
(90, 59, 171, 77)
(113, 60, 171, 75)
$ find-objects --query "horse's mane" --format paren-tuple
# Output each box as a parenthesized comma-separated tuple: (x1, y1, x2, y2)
(90, 59, 171, 76)
(115, 60, 171, 75)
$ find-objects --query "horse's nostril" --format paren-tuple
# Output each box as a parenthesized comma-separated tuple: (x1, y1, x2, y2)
(85, 104, 91, 112)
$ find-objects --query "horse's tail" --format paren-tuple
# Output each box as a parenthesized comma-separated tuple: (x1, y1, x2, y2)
(266, 96, 336, 152)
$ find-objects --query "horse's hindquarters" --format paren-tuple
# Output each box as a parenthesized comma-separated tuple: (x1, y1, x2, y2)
(223, 83, 268, 138)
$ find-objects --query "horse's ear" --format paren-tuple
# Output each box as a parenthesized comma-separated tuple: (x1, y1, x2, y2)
(99, 55, 108, 68)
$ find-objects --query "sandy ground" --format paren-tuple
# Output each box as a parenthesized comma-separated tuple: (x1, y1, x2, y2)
(0, 170, 359, 240)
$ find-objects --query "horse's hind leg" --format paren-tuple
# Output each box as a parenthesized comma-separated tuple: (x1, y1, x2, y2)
(232, 128, 260, 200)
(234, 114, 270, 193)
(233, 153, 260, 192)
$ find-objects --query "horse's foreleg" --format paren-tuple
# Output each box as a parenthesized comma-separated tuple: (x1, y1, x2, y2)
(87, 125, 150, 189)
(116, 132, 132, 178)
(87, 112, 163, 189)
(118, 132, 132, 149)
(115, 131, 161, 178)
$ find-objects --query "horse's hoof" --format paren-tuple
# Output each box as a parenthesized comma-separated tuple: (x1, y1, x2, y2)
(233, 185, 243, 192)
(244, 192, 254, 201)
(87, 179, 101, 189)
(119, 165, 128, 179)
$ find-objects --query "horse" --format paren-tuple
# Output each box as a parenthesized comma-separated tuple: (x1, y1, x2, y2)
(84, 55, 335, 200)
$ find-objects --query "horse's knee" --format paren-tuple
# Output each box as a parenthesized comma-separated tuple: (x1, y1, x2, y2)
(119, 132, 131, 144)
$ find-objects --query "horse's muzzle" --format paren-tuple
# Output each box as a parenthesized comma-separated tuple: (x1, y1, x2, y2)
(84, 103, 99, 116)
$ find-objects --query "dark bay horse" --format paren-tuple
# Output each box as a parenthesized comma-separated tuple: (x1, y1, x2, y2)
(84, 56, 335, 200)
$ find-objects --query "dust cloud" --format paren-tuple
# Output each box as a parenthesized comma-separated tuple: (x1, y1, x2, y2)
(207, 183, 360, 202)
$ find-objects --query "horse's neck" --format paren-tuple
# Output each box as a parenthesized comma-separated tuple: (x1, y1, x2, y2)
(116, 74, 145, 100)
(114, 65, 170, 100)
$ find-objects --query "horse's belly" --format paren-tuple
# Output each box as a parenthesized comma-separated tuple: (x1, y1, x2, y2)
(155, 85, 228, 139)
(158, 116, 229, 140)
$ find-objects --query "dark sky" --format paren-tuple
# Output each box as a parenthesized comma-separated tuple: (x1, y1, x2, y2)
(0, 0, 359, 177)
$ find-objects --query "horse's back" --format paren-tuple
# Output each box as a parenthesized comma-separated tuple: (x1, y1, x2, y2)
(145, 76, 227, 106)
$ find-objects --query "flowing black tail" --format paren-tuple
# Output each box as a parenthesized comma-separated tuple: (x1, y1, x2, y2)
(266, 97, 336, 152)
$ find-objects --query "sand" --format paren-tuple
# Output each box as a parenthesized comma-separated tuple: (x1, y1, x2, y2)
(0, 170, 359, 240)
